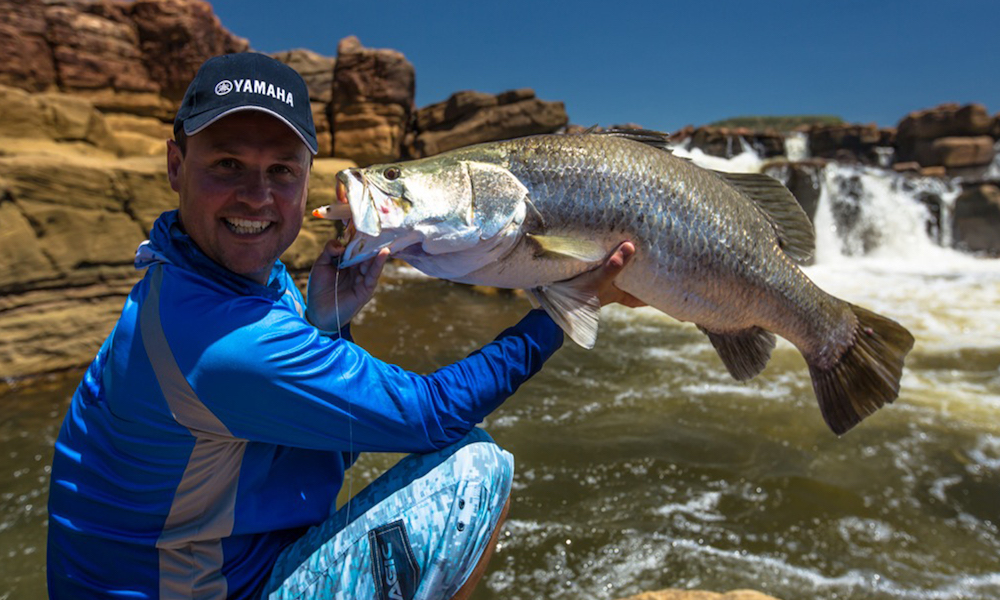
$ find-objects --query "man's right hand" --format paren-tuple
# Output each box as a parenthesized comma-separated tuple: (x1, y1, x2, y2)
(305, 240, 390, 332)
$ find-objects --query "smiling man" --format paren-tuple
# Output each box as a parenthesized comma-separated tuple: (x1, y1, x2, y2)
(46, 52, 640, 600)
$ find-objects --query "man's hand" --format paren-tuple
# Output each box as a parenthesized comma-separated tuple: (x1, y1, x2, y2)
(305, 241, 390, 332)
(574, 241, 646, 308)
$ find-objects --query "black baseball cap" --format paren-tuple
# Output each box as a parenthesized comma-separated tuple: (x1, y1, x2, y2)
(174, 52, 318, 154)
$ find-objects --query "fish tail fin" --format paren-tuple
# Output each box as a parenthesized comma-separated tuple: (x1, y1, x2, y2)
(809, 304, 915, 435)
(699, 326, 776, 381)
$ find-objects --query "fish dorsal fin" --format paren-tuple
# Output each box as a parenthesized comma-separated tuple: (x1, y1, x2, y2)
(529, 281, 602, 349)
(714, 171, 816, 264)
(463, 161, 529, 240)
(594, 128, 675, 153)
(527, 233, 607, 262)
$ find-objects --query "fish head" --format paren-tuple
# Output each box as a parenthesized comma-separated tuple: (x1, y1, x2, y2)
(324, 155, 529, 274)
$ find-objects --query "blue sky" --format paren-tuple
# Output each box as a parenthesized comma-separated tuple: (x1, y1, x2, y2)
(208, 0, 1000, 133)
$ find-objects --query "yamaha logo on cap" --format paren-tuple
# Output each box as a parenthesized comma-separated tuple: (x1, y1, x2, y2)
(214, 80, 233, 96)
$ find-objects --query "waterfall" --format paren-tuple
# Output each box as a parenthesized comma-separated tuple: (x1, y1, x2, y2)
(812, 164, 962, 263)
(784, 131, 809, 161)
(675, 133, 967, 265)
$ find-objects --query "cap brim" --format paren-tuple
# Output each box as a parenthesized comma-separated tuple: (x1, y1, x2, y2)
(183, 105, 319, 155)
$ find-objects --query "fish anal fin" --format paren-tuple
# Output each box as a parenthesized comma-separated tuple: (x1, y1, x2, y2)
(808, 304, 915, 435)
(527, 233, 606, 262)
(715, 171, 816, 264)
(699, 325, 776, 381)
(529, 280, 601, 349)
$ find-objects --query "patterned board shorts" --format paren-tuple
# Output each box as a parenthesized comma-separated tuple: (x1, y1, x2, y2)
(262, 428, 514, 600)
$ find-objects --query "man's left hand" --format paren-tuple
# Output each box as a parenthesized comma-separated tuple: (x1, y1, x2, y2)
(306, 241, 390, 332)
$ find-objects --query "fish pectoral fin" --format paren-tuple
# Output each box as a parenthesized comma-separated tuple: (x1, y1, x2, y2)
(529, 281, 601, 349)
(714, 171, 816, 264)
(527, 234, 607, 262)
(698, 325, 776, 381)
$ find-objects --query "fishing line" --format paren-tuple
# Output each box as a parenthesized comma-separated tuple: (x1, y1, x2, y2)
(334, 259, 355, 525)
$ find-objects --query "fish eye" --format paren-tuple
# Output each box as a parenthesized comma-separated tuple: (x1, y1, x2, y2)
(384, 166, 401, 181)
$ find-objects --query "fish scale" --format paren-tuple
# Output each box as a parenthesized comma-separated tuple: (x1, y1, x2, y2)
(320, 131, 914, 435)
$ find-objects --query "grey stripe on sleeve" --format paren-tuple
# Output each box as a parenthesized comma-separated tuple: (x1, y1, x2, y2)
(140, 265, 248, 600)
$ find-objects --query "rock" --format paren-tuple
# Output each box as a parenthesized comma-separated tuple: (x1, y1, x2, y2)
(896, 103, 994, 164)
(897, 103, 993, 142)
(615, 589, 782, 600)
(273, 49, 335, 104)
(761, 158, 827, 221)
(330, 36, 415, 166)
(0, 0, 248, 120)
(104, 113, 174, 156)
(892, 161, 921, 173)
(920, 165, 948, 178)
(952, 183, 1000, 256)
(671, 126, 785, 159)
(406, 88, 568, 158)
(310, 102, 334, 157)
(0, 0, 58, 92)
(0, 85, 120, 153)
(129, 0, 249, 102)
(272, 49, 337, 157)
(44, 1, 153, 94)
(912, 136, 995, 168)
(0, 202, 61, 290)
(806, 123, 893, 165)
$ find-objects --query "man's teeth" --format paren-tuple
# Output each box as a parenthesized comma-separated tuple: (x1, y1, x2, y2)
(225, 218, 272, 234)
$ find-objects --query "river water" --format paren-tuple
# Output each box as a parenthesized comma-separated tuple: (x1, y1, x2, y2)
(2, 150, 999, 600)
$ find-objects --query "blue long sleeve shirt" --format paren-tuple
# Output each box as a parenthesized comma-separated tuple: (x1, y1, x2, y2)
(47, 210, 563, 599)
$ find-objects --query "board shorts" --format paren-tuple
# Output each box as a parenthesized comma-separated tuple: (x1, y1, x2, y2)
(262, 428, 514, 600)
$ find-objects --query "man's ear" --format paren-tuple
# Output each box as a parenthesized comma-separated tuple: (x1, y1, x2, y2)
(166, 140, 183, 193)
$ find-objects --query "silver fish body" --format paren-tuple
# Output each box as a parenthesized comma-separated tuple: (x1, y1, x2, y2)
(321, 132, 914, 434)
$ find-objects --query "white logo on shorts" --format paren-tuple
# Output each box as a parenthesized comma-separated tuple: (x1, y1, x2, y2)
(214, 80, 233, 96)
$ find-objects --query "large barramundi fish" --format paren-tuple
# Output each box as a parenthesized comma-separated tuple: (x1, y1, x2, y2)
(313, 130, 914, 435)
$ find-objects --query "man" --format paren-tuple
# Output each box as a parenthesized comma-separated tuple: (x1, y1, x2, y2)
(47, 52, 640, 599)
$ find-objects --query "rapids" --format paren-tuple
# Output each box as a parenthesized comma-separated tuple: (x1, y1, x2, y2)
(2, 143, 998, 600)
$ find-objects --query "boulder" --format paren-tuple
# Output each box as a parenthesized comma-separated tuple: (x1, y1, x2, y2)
(912, 136, 995, 168)
(806, 123, 894, 165)
(952, 183, 1000, 256)
(273, 49, 337, 157)
(897, 103, 993, 142)
(330, 36, 415, 166)
(406, 89, 568, 158)
(671, 126, 784, 159)
(896, 103, 994, 164)
(273, 49, 335, 104)
(616, 589, 782, 600)
(761, 158, 827, 221)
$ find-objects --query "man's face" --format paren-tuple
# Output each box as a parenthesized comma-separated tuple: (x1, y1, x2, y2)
(167, 111, 312, 284)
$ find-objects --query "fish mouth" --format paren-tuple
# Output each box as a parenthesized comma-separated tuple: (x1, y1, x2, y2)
(321, 169, 396, 268)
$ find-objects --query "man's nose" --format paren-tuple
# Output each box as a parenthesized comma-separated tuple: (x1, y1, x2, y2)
(238, 171, 272, 205)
